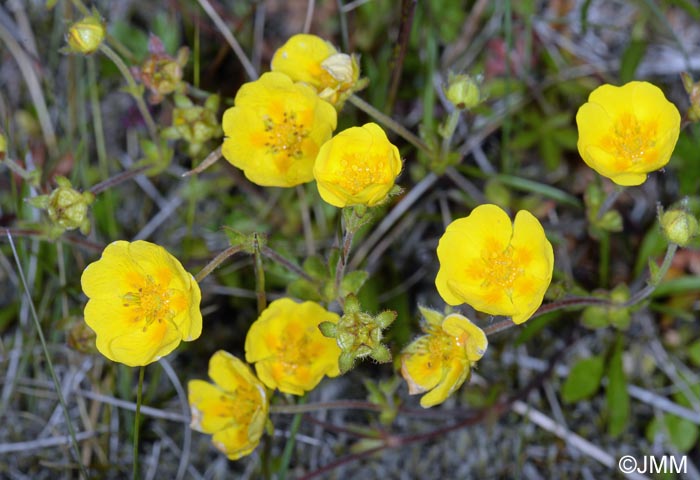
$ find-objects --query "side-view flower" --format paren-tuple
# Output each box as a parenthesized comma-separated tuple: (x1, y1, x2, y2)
(188, 350, 269, 460)
(435, 204, 554, 324)
(271, 33, 361, 107)
(81, 240, 202, 366)
(401, 307, 487, 408)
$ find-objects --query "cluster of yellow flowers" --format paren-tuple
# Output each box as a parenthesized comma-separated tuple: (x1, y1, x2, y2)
(221, 34, 402, 207)
(77, 27, 685, 460)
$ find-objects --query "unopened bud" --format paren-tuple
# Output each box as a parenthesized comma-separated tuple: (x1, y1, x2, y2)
(661, 208, 698, 247)
(66, 13, 105, 55)
(445, 73, 481, 110)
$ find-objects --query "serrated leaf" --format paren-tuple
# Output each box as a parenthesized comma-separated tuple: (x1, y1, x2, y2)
(561, 356, 605, 403)
(340, 270, 369, 296)
(606, 337, 630, 437)
(303, 255, 328, 280)
(287, 279, 322, 302)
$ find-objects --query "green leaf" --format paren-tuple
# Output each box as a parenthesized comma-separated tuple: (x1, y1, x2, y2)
(606, 337, 630, 437)
(561, 356, 605, 403)
(648, 414, 699, 453)
(303, 255, 329, 280)
(688, 340, 700, 367)
(581, 305, 609, 329)
(619, 40, 647, 83)
(340, 270, 369, 296)
(287, 279, 322, 302)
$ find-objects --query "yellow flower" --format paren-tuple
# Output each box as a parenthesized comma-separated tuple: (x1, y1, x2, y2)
(245, 298, 341, 395)
(313, 123, 402, 208)
(435, 204, 554, 324)
(188, 350, 269, 460)
(271, 34, 361, 107)
(81, 240, 202, 366)
(576, 81, 680, 186)
(400, 307, 487, 408)
(221, 72, 337, 187)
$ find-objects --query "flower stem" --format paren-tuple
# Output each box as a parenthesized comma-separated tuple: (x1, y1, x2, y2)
(133, 365, 145, 480)
(483, 296, 610, 336)
(625, 242, 678, 307)
(598, 231, 610, 289)
(595, 187, 622, 221)
(270, 399, 382, 414)
(348, 94, 432, 156)
(277, 395, 306, 480)
(261, 245, 314, 282)
(334, 219, 355, 300)
(253, 233, 267, 314)
(439, 110, 461, 162)
(194, 245, 243, 283)
(89, 166, 149, 195)
(98, 43, 159, 144)
(182, 145, 222, 177)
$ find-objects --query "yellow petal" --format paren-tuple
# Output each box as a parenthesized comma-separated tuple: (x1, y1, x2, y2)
(209, 350, 253, 392)
(400, 338, 442, 394)
(442, 314, 488, 361)
(188, 380, 236, 434)
(80, 241, 143, 299)
(212, 425, 258, 461)
(271, 34, 338, 87)
(419, 357, 469, 408)
(435, 204, 512, 307)
(110, 319, 181, 366)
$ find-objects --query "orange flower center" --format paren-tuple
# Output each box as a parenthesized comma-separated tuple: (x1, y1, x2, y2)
(122, 276, 176, 330)
(333, 154, 387, 194)
(605, 112, 657, 166)
(218, 385, 262, 425)
(481, 244, 520, 292)
(262, 112, 308, 170)
(421, 326, 464, 366)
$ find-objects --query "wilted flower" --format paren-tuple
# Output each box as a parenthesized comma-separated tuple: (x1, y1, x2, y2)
(162, 94, 221, 158)
(436, 204, 554, 324)
(313, 123, 402, 208)
(576, 81, 680, 186)
(133, 34, 189, 104)
(401, 307, 487, 408)
(221, 72, 337, 187)
(188, 350, 269, 460)
(81, 240, 202, 366)
(245, 298, 341, 395)
(271, 34, 362, 108)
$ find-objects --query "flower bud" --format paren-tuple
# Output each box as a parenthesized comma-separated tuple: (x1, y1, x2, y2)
(660, 207, 698, 247)
(445, 73, 481, 110)
(681, 72, 700, 122)
(66, 13, 105, 55)
(43, 177, 94, 234)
